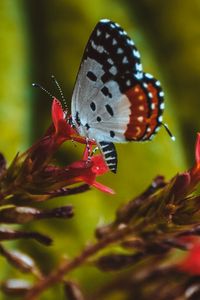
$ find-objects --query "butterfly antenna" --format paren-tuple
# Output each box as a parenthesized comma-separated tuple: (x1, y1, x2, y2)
(161, 122, 176, 141)
(32, 83, 54, 99)
(51, 75, 68, 111)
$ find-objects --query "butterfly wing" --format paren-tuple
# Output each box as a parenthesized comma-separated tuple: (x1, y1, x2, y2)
(124, 73, 164, 141)
(71, 19, 164, 172)
(71, 19, 144, 140)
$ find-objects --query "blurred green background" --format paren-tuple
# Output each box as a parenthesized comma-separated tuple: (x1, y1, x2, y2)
(0, 0, 199, 299)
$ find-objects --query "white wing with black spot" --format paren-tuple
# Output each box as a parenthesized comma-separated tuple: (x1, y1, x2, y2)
(71, 19, 165, 173)
(71, 56, 131, 142)
(71, 20, 143, 141)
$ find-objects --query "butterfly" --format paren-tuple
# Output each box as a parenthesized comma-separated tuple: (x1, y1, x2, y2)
(70, 19, 172, 173)
(33, 19, 173, 173)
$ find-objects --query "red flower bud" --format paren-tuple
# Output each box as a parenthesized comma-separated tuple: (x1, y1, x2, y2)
(178, 240, 200, 275)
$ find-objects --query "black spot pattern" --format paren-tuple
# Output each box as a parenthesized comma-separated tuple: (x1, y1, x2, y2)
(82, 20, 143, 94)
(75, 111, 81, 126)
(97, 116, 101, 122)
(87, 71, 97, 81)
(105, 104, 114, 116)
(90, 102, 96, 111)
(85, 123, 90, 130)
(72, 19, 166, 172)
(101, 86, 112, 98)
(110, 130, 115, 138)
(79, 20, 154, 120)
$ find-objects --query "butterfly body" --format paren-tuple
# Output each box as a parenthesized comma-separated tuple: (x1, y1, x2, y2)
(71, 19, 165, 173)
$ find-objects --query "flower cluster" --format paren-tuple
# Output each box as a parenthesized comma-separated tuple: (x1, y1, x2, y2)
(0, 97, 113, 297)
(17, 132, 200, 300)
(1, 96, 200, 300)
(1, 98, 113, 203)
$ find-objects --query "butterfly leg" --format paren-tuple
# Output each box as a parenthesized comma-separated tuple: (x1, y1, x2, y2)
(85, 137, 92, 164)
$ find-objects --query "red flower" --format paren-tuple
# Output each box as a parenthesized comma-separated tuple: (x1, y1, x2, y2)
(5, 98, 114, 200)
(51, 98, 96, 146)
(195, 133, 200, 167)
(170, 133, 200, 198)
(67, 147, 114, 194)
(190, 133, 200, 186)
(51, 98, 113, 193)
(51, 98, 75, 145)
(178, 239, 200, 275)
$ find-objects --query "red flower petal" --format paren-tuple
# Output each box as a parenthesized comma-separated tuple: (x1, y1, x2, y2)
(188, 133, 200, 190)
(51, 100, 113, 194)
(92, 181, 115, 194)
(51, 99, 96, 146)
(195, 133, 200, 168)
(51, 98, 65, 132)
(179, 242, 200, 275)
(51, 98, 76, 144)
(82, 146, 109, 175)
(65, 146, 113, 194)
(170, 172, 191, 199)
(91, 155, 109, 175)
